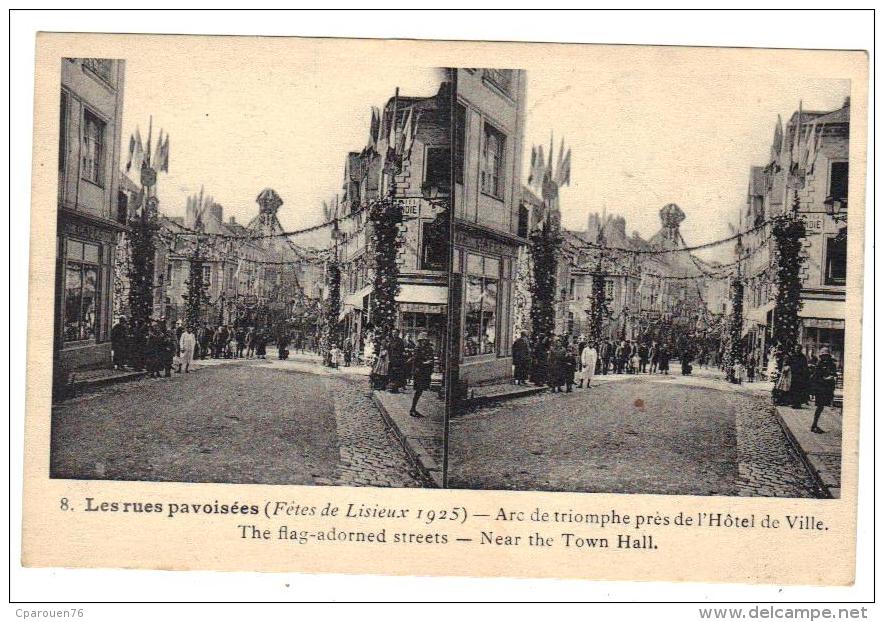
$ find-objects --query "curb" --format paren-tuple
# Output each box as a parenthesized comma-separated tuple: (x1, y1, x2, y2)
(771, 404, 832, 499)
(371, 392, 442, 488)
(463, 385, 547, 411)
(69, 370, 149, 393)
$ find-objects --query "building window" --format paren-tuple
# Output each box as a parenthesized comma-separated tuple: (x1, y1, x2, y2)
(82, 58, 114, 84)
(463, 253, 499, 357)
(604, 279, 614, 301)
(567, 312, 575, 335)
(517, 204, 529, 238)
(81, 109, 105, 186)
(424, 146, 450, 192)
(59, 91, 68, 172)
(421, 217, 448, 272)
(569, 278, 576, 299)
(480, 122, 506, 199)
(454, 103, 466, 185)
(483, 68, 514, 96)
(829, 161, 849, 200)
(203, 265, 212, 287)
(825, 234, 847, 286)
(63, 240, 101, 343)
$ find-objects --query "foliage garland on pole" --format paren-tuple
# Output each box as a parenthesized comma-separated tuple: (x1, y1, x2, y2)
(511, 249, 533, 337)
(725, 277, 744, 381)
(321, 261, 342, 361)
(127, 198, 159, 332)
(589, 267, 610, 345)
(771, 195, 807, 361)
(182, 239, 210, 330)
(369, 196, 404, 348)
(528, 218, 560, 338)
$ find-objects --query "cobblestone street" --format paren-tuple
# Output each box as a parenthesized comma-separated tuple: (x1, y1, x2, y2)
(448, 374, 820, 497)
(50, 360, 424, 488)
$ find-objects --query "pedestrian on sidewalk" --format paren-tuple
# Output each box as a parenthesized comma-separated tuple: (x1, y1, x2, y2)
(111, 316, 130, 370)
(245, 327, 255, 358)
(387, 331, 406, 393)
(512, 331, 532, 385)
(564, 343, 577, 392)
(531, 335, 549, 386)
(179, 325, 196, 373)
(810, 348, 838, 433)
(786, 344, 810, 409)
(408, 332, 434, 417)
(746, 355, 757, 383)
(580, 341, 598, 389)
(638, 341, 649, 374)
(371, 342, 389, 390)
(159, 323, 175, 378)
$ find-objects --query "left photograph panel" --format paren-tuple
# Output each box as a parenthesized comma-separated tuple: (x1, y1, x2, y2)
(51, 54, 450, 488)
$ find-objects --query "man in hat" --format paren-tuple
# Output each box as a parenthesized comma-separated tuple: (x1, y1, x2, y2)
(810, 347, 838, 433)
(409, 332, 435, 418)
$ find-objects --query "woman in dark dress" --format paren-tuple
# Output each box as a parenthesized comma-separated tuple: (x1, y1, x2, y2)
(786, 344, 810, 408)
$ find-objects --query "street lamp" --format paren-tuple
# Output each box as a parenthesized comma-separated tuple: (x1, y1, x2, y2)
(823, 195, 848, 223)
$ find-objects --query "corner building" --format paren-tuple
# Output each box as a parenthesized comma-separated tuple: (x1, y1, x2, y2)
(453, 68, 527, 385)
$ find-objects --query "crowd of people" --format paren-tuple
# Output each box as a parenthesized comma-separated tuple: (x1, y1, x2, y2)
(769, 343, 839, 433)
(368, 330, 436, 418)
(511, 332, 683, 392)
(110, 316, 287, 378)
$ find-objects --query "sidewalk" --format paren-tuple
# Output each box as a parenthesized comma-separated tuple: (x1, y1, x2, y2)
(372, 387, 444, 487)
(66, 367, 149, 394)
(774, 404, 842, 498)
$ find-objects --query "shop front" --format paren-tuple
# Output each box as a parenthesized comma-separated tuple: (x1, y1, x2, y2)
(454, 225, 521, 386)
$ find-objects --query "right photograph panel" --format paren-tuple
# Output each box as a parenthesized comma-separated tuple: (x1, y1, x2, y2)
(447, 66, 850, 500)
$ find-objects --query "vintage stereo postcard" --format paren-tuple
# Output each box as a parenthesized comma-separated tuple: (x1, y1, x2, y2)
(23, 32, 867, 585)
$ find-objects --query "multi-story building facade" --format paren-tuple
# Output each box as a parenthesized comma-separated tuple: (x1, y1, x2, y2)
(337, 81, 452, 357)
(453, 68, 527, 385)
(55, 58, 126, 374)
(554, 206, 725, 351)
(741, 99, 849, 372)
(153, 190, 319, 329)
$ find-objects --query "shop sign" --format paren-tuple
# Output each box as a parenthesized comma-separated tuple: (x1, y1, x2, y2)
(400, 302, 446, 315)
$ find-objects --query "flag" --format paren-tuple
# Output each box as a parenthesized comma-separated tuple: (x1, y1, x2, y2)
(154, 133, 170, 173)
(557, 148, 572, 187)
(770, 115, 783, 168)
(369, 106, 380, 149)
(401, 108, 414, 156)
(126, 128, 144, 173)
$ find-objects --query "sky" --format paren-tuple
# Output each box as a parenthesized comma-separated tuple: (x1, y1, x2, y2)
(522, 68, 849, 261)
(120, 57, 445, 232)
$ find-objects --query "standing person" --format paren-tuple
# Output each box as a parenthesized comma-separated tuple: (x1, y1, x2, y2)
(174, 322, 184, 372)
(638, 341, 649, 374)
(371, 340, 390, 390)
(235, 325, 246, 358)
(766, 344, 780, 382)
(512, 331, 532, 385)
(580, 341, 599, 389)
(159, 324, 175, 378)
(680, 343, 693, 376)
(198, 323, 211, 360)
(245, 327, 255, 358)
(614, 340, 626, 374)
(631, 344, 641, 375)
(179, 325, 197, 373)
(658, 343, 670, 375)
(408, 332, 435, 418)
(563, 342, 577, 393)
(531, 335, 548, 386)
(363, 331, 376, 368)
(145, 322, 161, 378)
(599, 339, 611, 375)
(131, 319, 147, 371)
(786, 344, 810, 409)
(547, 338, 563, 392)
(648, 340, 658, 374)
(746, 355, 757, 383)
(342, 336, 353, 367)
(387, 330, 406, 393)
(810, 348, 838, 433)
(111, 316, 129, 370)
(255, 330, 267, 359)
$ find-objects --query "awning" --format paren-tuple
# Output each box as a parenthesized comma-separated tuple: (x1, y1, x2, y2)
(800, 299, 844, 321)
(343, 284, 373, 309)
(396, 284, 448, 306)
(746, 301, 775, 324)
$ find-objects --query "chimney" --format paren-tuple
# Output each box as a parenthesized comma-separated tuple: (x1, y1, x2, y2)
(210, 203, 223, 224)
(843, 96, 851, 108)
(228, 216, 236, 225)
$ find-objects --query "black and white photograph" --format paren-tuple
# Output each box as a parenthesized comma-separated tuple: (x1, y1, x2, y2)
(50, 54, 450, 488)
(448, 66, 851, 500)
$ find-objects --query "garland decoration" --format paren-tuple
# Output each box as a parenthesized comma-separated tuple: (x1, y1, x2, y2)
(368, 196, 404, 348)
(771, 196, 807, 360)
(182, 239, 210, 329)
(528, 218, 560, 339)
